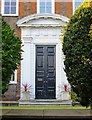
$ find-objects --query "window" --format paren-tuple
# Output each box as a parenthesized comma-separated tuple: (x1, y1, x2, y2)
(1, 0, 18, 16)
(37, 0, 54, 14)
(73, 0, 84, 14)
(10, 70, 17, 84)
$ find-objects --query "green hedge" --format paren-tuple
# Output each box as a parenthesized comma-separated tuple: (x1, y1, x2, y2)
(62, 1, 92, 107)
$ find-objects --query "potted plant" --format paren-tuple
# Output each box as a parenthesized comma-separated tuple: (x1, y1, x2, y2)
(61, 84, 71, 100)
(21, 83, 31, 100)
(64, 84, 71, 92)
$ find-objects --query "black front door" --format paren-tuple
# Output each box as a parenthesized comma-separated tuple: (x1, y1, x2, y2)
(35, 45, 56, 99)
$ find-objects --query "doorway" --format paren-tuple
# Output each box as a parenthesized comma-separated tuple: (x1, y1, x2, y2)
(35, 45, 56, 99)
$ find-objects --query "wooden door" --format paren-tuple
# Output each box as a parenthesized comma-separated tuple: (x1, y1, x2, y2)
(35, 45, 56, 99)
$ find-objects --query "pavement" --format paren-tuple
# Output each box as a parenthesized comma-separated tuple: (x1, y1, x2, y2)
(0, 109, 92, 119)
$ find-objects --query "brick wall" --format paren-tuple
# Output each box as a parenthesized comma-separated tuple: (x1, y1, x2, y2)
(30, 2, 37, 14)
(1, 1, 73, 27)
(55, 2, 73, 18)
(19, 1, 72, 18)
(19, 1, 37, 18)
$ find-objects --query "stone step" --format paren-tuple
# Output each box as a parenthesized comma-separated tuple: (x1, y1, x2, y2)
(0, 101, 19, 106)
(0, 100, 72, 106)
(19, 100, 72, 106)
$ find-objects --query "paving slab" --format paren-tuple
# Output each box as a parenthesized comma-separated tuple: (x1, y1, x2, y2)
(43, 109, 91, 117)
(0, 109, 91, 117)
(2, 109, 43, 117)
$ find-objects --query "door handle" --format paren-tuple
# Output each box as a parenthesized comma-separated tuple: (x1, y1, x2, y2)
(44, 81, 47, 83)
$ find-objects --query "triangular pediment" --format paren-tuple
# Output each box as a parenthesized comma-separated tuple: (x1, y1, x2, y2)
(17, 13, 69, 27)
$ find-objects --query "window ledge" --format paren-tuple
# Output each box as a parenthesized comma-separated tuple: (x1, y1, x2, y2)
(9, 81, 17, 84)
(1, 14, 18, 17)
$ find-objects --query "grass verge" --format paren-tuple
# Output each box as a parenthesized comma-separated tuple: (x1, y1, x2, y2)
(0, 105, 90, 110)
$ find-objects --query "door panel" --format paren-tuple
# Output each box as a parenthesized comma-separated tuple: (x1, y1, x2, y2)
(35, 45, 56, 99)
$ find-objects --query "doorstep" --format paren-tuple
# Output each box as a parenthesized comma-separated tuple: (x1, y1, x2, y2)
(19, 99, 72, 106)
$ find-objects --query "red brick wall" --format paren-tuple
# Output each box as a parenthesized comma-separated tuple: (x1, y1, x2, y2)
(55, 2, 73, 18)
(17, 65, 21, 96)
(19, 1, 37, 18)
(30, 2, 37, 14)
(16, 28, 21, 96)
(18, 1, 72, 18)
(64, 2, 73, 18)
(19, 2, 25, 18)
(0, 1, 73, 20)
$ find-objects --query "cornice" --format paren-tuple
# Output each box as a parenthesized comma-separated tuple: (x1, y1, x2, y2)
(17, 13, 69, 27)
